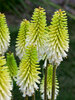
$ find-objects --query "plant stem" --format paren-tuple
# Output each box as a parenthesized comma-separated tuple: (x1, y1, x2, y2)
(25, 95, 28, 100)
(32, 94, 35, 100)
(51, 65, 57, 100)
(44, 61, 48, 100)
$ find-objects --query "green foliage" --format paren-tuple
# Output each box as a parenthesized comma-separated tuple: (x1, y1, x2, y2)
(6, 53, 18, 78)
(0, 0, 25, 16)
(16, 19, 29, 59)
(0, 13, 10, 55)
(40, 65, 59, 100)
(0, 54, 12, 100)
(0, 0, 39, 17)
(17, 44, 40, 97)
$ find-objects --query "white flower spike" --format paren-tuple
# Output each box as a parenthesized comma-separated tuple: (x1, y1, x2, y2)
(0, 13, 10, 55)
(0, 54, 12, 100)
(46, 9, 69, 66)
(17, 44, 40, 97)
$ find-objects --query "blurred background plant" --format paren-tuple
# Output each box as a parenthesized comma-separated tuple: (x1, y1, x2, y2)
(0, 0, 75, 19)
(0, 0, 75, 100)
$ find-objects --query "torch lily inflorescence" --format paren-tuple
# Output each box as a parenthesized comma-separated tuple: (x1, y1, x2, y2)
(0, 54, 12, 100)
(46, 9, 69, 66)
(27, 7, 47, 61)
(17, 44, 40, 97)
(0, 13, 10, 55)
(16, 19, 30, 59)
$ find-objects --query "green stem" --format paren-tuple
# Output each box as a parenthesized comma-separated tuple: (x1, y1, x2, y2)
(25, 95, 28, 100)
(44, 62, 48, 100)
(51, 65, 57, 100)
(32, 94, 35, 100)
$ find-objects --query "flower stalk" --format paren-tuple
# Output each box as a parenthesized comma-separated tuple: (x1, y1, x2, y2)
(40, 65, 59, 100)
(25, 96, 28, 100)
(44, 62, 48, 100)
(32, 94, 35, 100)
(51, 65, 57, 100)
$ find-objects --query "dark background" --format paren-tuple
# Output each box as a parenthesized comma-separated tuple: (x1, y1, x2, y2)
(0, 0, 75, 100)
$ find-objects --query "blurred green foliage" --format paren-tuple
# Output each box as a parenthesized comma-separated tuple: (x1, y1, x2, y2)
(0, 0, 42, 16)
(0, 0, 75, 19)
